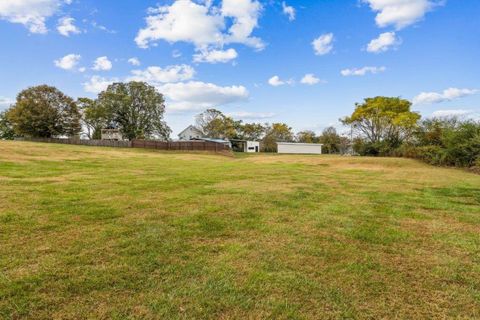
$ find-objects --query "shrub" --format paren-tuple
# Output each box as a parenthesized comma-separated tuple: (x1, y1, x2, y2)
(353, 139, 397, 156)
(409, 118, 480, 169)
(441, 122, 480, 167)
(414, 145, 447, 165)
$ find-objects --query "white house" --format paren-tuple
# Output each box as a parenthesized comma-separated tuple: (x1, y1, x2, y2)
(277, 142, 323, 154)
(178, 125, 204, 141)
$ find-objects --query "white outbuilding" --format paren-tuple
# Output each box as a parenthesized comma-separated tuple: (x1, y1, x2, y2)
(230, 139, 260, 153)
(277, 142, 323, 154)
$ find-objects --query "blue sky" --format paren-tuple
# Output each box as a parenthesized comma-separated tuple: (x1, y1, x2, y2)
(1, 0, 479, 136)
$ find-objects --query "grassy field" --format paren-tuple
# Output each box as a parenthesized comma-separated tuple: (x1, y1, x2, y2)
(1, 141, 480, 319)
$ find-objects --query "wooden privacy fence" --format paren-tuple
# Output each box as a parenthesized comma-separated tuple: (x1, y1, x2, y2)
(16, 137, 230, 153)
(131, 139, 229, 152)
(16, 137, 132, 148)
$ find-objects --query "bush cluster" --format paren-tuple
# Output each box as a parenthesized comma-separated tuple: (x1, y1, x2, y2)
(352, 118, 480, 170)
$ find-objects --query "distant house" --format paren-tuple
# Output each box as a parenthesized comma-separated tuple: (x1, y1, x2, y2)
(101, 129, 123, 141)
(178, 125, 204, 141)
(277, 142, 323, 154)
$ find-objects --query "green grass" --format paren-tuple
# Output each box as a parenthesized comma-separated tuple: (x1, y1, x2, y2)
(1, 141, 480, 319)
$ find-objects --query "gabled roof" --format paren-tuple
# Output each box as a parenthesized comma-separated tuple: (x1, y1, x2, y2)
(178, 125, 204, 137)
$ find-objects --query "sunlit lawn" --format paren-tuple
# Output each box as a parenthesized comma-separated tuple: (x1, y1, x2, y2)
(1, 141, 479, 319)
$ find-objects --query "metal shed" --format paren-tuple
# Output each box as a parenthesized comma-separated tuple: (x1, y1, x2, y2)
(277, 142, 323, 154)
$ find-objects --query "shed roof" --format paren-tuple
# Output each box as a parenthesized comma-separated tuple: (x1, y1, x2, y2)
(277, 142, 324, 146)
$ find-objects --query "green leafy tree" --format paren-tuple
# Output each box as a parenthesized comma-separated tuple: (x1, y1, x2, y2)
(262, 123, 294, 152)
(7, 85, 81, 138)
(296, 130, 317, 143)
(341, 96, 420, 155)
(77, 98, 110, 140)
(195, 109, 241, 139)
(0, 111, 15, 140)
(97, 82, 171, 141)
(318, 127, 342, 154)
(239, 123, 266, 141)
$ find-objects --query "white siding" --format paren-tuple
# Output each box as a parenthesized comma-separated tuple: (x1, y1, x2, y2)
(246, 141, 260, 153)
(178, 126, 203, 140)
(277, 142, 323, 154)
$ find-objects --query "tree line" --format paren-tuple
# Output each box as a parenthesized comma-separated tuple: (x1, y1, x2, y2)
(0, 83, 348, 153)
(342, 96, 480, 171)
(0, 82, 171, 141)
(1, 84, 478, 170)
(194, 108, 347, 153)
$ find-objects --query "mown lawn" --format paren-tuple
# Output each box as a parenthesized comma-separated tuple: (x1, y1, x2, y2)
(1, 141, 480, 319)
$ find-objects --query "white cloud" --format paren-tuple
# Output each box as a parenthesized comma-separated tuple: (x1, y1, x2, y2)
(227, 111, 275, 119)
(157, 81, 249, 111)
(0, 0, 69, 34)
(92, 56, 113, 71)
(363, 0, 438, 30)
(301, 74, 323, 85)
(268, 75, 294, 87)
(431, 109, 475, 118)
(54, 53, 81, 70)
(83, 75, 118, 94)
(57, 16, 80, 36)
(312, 33, 334, 56)
(268, 76, 283, 87)
(135, 0, 264, 52)
(82, 63, 246, 111)
(367, 32, 400, 53)
(413, 88, 479, 105)
(128, 57, 141, 66)
(221, 0, 264, 49)
(282, 2, 295, 21)
(128, 65, 195, 85)
(341, 66, 386, 76)
(193, 48, 238, 63)
(135, 0, 223, 49)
